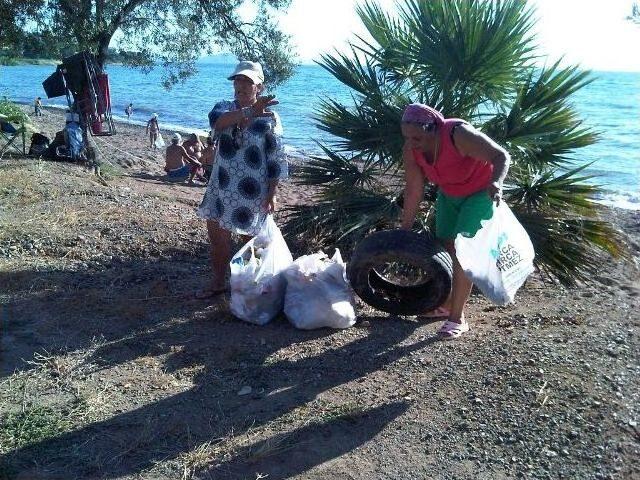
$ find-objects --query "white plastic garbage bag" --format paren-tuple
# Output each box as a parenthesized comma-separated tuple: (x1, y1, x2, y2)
(230, 215, 293, 325)
(455, 202, 535, 305)
(283, 249, 356, 330)
(154, 133, 166, 149)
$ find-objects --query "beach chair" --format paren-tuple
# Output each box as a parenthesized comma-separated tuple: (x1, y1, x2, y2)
(0, 115, 36, 159)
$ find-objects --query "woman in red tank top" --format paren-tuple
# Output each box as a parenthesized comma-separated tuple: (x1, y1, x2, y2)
(400, 103, 511, 339)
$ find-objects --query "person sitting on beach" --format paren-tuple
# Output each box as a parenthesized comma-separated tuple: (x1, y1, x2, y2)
(400, 103, 510, 339)
(34, 97, 43, 116)
(196, 60, 287, 298)
(125, 103, 133, 120)
(183, 133, 204, 161)
(164, 133, 202, 184)
(200, 136, 216, 180)
(146, 113, 159, 149)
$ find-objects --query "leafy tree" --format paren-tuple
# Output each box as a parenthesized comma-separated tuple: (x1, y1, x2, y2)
(0, 0, 42, 52)
(284, 0, 628, 285)
(7, 0, 296, 87)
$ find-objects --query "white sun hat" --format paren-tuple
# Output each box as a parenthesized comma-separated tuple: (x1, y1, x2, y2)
(172, 132, 182, 143)
(227, 61, 264, 84)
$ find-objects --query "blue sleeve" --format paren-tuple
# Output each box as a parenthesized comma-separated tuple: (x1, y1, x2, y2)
(208, 100, 235, 131)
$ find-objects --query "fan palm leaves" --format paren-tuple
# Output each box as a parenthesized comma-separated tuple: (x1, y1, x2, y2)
(284, 0, 628, 285)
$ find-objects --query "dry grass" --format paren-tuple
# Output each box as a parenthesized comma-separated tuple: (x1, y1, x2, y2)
(170, 398, 368, 479)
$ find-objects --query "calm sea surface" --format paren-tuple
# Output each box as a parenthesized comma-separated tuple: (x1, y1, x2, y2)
(1, 63, 639, 209)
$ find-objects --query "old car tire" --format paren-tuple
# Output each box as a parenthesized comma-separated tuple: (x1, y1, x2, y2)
(347, 230, 453, 315)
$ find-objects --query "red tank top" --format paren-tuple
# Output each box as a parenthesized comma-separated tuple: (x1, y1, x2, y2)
(412, 119, 493, 197)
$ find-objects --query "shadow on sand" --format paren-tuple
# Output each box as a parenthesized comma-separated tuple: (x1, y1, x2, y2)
(1, 250, 441, 479)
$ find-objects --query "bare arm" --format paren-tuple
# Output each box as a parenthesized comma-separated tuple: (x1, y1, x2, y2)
(452, 124, 511, 187)
(213, 95, 279, 132)
(180, 146, 200, 166)
(401, 145, 426, 230)
(264, 179, 278, 213)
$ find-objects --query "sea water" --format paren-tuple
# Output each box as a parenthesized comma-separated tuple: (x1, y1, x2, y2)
(1, 63, 638, 209)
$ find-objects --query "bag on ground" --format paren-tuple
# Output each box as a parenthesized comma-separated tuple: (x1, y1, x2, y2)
(455, 202, 535, 305)
(230, 215, 293, 325)
(154, 133, 165, 149)
(283, 249, 356, 330)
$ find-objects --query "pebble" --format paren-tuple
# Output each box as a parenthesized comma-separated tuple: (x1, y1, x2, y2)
(237, 386, 252, 396)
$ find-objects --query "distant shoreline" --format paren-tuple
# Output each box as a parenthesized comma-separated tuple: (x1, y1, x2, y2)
(0, 57, 59, 66)
(0, 57, 129, 67)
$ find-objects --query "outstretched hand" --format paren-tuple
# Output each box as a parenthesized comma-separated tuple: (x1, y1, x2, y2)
(253, 95, 279, 117)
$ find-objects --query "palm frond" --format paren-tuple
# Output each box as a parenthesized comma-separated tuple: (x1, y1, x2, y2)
(394, 0, 538, 115)
(282, 188, 401, 249)
(515, 208, 629, 286)
(484, 62, 599, 168)
(314, 96, 406, 163)
(317, 46, 385, 99)
(294, 144, 379, 190)
(506, 163, 603, 214)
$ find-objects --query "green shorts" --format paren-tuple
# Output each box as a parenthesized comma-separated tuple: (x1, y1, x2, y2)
(435, 190, 494, 240)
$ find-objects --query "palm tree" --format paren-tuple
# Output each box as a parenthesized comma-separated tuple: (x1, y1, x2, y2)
(283, 0, 628, 286)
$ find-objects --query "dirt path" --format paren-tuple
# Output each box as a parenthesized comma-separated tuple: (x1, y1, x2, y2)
(1, 156, 639, 480)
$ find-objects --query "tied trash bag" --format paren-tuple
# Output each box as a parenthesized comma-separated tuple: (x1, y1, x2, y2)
(455, 202, 535, 305)
(230, 216, 293, 325)
(154, 133, 166, 149)
(65, 122, 83, 159)
(283, 249, 356, 330)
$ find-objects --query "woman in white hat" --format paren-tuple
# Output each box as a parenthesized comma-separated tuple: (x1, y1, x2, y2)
(196, 60, 288, 297)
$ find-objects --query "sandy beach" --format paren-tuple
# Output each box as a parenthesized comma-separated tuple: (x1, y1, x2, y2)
(1, 106, 639, 479)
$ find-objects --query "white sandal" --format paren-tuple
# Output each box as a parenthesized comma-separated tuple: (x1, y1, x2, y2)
(437, 320, 470, 339)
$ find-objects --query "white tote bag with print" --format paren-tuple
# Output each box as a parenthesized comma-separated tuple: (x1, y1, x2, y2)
(455, 202, 535, 305)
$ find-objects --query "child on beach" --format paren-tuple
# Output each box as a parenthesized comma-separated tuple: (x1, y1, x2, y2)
(146, 113, 159, 149)
(34, 97, 43, 116)
(200, 136, 216, 180)
(125, 103, 133, 120)
(400, 103, 510, 339)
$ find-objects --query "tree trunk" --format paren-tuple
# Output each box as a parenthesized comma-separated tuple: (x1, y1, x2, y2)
(96, 34, 110, 71)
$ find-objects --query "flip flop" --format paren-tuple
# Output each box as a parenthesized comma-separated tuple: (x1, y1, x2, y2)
(419, 306, 450, 319)
(194, 286, 228, 299)
(437, 320, 470, 340)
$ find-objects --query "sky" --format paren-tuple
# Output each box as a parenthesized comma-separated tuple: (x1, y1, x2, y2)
(272, 0, 640, 72)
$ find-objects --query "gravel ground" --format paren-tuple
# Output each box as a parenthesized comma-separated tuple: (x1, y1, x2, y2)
(0, 108, 638, 480)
